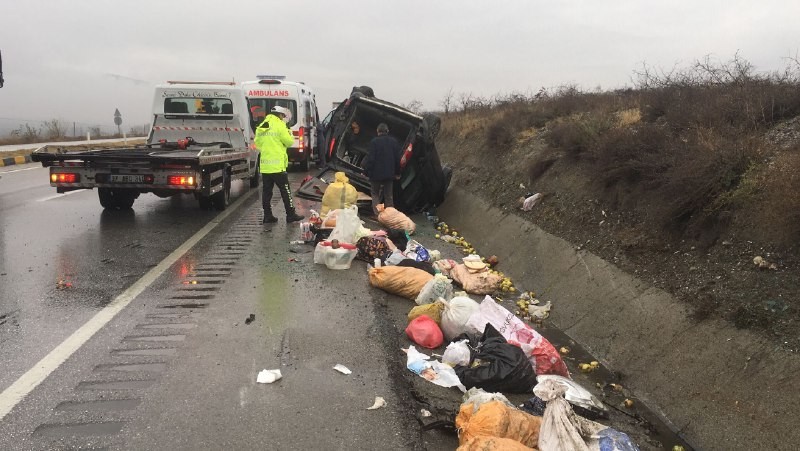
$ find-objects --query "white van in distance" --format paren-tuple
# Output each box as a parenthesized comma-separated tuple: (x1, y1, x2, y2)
(242, 76, 320, 171)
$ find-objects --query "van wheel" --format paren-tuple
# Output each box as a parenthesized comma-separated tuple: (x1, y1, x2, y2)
(299, 157, 309, 171)
(211, 170, 231, 210)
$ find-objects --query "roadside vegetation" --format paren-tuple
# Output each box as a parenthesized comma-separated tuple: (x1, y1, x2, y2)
(0, 120, 148, 146)
(436, 55, 800, 346)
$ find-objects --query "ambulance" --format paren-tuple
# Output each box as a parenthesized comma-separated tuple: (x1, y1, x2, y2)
(242, 76, 320, 171)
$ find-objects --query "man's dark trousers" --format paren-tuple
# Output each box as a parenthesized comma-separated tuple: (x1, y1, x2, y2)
(261, 172, 295, 217)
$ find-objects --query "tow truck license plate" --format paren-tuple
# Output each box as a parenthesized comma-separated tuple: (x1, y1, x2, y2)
(110, 174, 145, 183)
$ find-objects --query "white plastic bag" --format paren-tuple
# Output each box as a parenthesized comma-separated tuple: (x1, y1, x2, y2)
(461, 387, 514, 413)
(442, 339, 471, 367)
(313, 242, 328, 265)
(385, 250, 406, 266)
(440, 296, 480, 341)
(535, 378, 638, 451)
(329, 206, 362, 244)
(522, 193, 543, 211)
(405, 346, 465, 392)
(415, 274, 454, 305)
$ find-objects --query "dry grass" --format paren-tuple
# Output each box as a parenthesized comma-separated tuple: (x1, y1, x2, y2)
(438, 55, 800, 246)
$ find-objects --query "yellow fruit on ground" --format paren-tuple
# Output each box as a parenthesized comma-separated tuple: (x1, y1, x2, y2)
(624, 399, 634, 408)
(509, 287, 516, 292)
(559, 347, 570, 355)
(435, 234, 440, 239)
(579, 363, 592, 372)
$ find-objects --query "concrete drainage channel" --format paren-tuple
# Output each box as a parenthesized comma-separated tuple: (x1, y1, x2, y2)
(27, 213, 260, 449)
(438, 187, 800, 450)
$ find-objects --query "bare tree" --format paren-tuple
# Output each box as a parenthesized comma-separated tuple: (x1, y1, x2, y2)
(43, 119, 67, 139)
(89, 126, 102, 138)
(439, 87, 454, 114)
(404, 99, 423, 114)
(17, 123, 41, 142)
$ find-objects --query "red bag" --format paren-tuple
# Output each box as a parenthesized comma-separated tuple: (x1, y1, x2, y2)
(405, 315, 443, 349)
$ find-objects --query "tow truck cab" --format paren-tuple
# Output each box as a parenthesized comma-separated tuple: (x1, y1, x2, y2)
(242, 77, 320, 171)
(149, 81, 254, 149)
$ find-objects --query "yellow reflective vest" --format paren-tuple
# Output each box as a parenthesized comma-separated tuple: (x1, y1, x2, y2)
(255, 114, 294, 174)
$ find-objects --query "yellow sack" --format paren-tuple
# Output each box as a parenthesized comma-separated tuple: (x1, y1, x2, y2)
(456, 401, 542, 448)
(321, 172, 358, 217)
(408, 300, 446, 324)
(376, 204, 416, 234)
(368, 266, 433, 300)
(457, 436, 534, 451)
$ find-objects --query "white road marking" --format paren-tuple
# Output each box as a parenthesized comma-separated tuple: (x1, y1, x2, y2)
(37, 189, 88, 202)
(1, 166, 43, 174)
(0, 189, 255, 420)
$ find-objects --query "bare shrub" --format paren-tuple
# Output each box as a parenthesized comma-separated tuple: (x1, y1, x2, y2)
(43, 119, 67, 139)
(527, 157, 558, 183)
(546, 112, 616, 157)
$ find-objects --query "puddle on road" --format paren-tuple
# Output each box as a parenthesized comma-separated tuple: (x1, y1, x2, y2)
(158, 303, 208, 309)
(112, 348, 178, 357)
(76, 380, 155, 390)
(258, 269, 289, 329)
(54, 399, 141, 412)
(33, 421, 125, 437)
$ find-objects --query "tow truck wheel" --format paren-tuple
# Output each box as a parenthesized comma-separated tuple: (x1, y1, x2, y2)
(98, 188, 135, 210)
(198, 196, 213, 210)
(211, 171, 231, 211)
(249, 164, 260, 188)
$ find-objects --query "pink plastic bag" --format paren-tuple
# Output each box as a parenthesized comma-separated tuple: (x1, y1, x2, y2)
(406, 315, 444, 349)
(467, 296, 569, 377)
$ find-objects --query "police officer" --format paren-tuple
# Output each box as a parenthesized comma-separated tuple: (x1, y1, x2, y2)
(255, 106, 304, 224)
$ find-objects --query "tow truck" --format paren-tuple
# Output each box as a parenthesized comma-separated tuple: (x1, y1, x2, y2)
(31, 81, 260, 210)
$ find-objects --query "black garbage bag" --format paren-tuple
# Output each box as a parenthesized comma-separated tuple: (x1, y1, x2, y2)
(454, 324, 537, 394)
(386, 228, 409, 251)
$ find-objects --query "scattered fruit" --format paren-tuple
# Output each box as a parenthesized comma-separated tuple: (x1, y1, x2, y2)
(623, 399, 634, 408)
(579, 363, 593, 373)
(590, 361, 600, 369)
(559, 347, 570, 355)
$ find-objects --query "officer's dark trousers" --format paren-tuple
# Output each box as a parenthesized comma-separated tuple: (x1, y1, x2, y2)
(261, 171, 295, 217)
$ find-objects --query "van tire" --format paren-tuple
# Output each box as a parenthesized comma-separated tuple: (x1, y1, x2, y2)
(299, 157, 309, 172)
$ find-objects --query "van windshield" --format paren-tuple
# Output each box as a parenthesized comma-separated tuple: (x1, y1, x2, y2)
(164, 98, 233, 117)
(248, 99, 298, 129)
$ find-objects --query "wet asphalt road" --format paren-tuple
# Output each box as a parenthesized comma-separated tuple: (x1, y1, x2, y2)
(0, 164, 425, 450)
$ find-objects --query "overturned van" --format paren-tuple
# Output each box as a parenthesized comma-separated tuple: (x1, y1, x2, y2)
(298, 87, 451, 213)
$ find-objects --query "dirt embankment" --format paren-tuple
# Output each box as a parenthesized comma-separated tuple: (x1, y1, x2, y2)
(435, 62, 800, 351)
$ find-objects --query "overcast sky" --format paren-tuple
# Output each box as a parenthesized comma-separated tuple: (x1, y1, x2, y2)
(1, 0, 798, 132)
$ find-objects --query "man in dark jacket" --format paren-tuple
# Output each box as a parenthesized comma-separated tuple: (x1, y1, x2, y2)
(363, 122, 402, 215)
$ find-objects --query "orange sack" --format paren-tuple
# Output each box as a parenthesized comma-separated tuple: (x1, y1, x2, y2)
(368, 266, 433, 300)
(376, 204, 416, 234)
(456, 401, 542, 449)
(457, 436, 534, 451)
